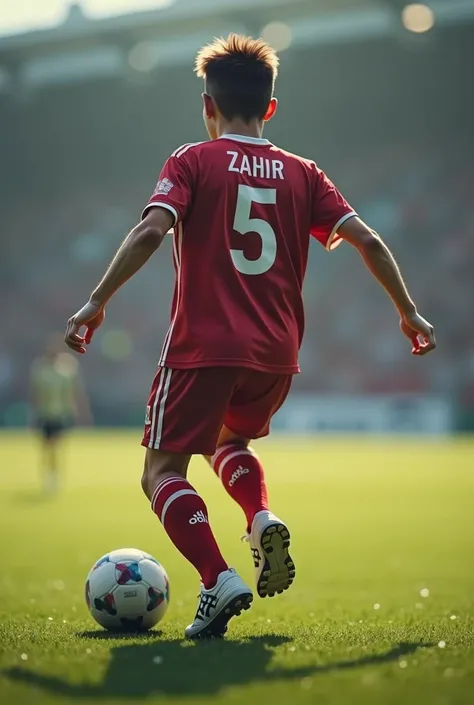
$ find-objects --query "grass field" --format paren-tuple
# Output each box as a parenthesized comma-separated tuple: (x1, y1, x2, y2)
(1, 431, 473, 705)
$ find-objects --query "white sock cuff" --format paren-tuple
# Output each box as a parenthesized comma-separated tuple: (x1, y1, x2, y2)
(212, 443, 236, 468)
(213, 446, 258, 481)
(151, 476, 189, 513)
(160, 488, 198, 524)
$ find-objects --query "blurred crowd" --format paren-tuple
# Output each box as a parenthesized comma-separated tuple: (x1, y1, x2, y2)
(1, 134, 473, 424)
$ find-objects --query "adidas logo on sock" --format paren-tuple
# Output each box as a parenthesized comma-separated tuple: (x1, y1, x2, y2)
(189, 510, 208, 525)
(228, 465, 250, 487)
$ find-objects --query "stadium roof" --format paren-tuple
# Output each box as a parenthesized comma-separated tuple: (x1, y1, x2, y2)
(0, 0, 391, 43)
(0, 0, 472, 93)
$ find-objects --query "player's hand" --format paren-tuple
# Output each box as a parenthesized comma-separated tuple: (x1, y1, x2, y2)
(65, 301, 105, 354)
(400, 311, 436, 356)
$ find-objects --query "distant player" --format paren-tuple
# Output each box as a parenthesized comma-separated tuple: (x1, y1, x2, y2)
(31, 335, 90, 494)
(65, 34, 435, 638)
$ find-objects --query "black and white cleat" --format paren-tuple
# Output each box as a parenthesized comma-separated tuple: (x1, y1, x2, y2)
(185, 569, 253, 639)
(247, 511, 295, 598)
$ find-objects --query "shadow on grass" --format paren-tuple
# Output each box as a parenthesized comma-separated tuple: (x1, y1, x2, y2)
(2, 638, 432, 698)
(77, 630, 164, 641)
(13, 490, 54, 505)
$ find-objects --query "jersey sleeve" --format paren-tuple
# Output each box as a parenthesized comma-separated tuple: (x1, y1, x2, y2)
(310, 164, 357, 251)
(141, 150, 195, 226)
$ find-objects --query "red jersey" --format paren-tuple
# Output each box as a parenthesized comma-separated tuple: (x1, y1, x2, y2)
(142, 134, 356, 374)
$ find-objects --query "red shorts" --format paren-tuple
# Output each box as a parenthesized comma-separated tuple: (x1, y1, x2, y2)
(142, 366, 292, 455)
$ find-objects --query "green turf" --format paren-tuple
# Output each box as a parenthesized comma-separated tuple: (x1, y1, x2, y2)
(1, 431, 473, 705)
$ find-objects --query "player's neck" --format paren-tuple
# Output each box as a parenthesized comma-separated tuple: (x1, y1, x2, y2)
(219, 118, 264, 140)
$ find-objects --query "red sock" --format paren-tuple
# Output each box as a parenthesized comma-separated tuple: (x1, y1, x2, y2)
(151, 476, 228, 589)
(212, 444, 268, 533)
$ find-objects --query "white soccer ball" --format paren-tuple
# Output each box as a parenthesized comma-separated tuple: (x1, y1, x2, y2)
(85, 548, 169, 631)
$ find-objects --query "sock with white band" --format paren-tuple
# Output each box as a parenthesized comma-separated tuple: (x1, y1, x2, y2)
(212, 445, 269, 533)
(151, 475, 228, 589)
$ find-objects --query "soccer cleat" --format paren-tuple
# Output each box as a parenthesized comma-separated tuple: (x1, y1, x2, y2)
(248, 510, 295, 598)
(184, 569, 253, 640)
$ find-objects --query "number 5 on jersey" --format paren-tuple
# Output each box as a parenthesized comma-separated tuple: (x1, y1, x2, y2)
(231, 185, 277, 275)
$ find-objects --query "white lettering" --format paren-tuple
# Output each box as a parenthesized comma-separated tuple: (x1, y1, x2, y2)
(189, 510, 208, 525)
(272, 160, 284, 180)
(265, 159, 271, 179)
(228, 152, 285, 180)
(227, 151, 239, 172)
(228, 465, 250, 487)
(240, 154, 251, 176)
(253, 156, 264, 178)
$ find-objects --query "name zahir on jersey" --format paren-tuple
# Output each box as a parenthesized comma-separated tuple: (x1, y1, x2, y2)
(227, 151, 284, 180)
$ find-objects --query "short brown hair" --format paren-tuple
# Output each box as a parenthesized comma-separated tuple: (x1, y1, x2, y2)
(195, 33, 279, 123)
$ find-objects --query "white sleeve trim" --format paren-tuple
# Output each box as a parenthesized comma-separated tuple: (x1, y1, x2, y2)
(141, 201, 179, 228)
(326, 212, 357, 251)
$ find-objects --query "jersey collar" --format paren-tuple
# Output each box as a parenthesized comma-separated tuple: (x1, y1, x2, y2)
(219, 134, 271, 146)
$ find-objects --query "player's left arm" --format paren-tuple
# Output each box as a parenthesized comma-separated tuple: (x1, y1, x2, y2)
(65, 150, 194, 355)
(65, 207, 173, 354)
(91, 207, 172, 306)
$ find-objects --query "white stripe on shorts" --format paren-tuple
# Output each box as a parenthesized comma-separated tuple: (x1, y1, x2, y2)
(149, 367, 166, 449)
(153, 368, 172, 448)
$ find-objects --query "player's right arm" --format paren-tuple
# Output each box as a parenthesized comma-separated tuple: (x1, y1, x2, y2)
(309, 163, 435, 356)
(338, 217, 436, 355)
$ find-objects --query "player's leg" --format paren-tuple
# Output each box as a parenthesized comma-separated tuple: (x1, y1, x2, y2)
(141, 366, 252, 638)
(205, 426, 269, 534)
(40, 422, 61, 494)
(208, 372, 295, 598)
(142, 447, 228, 592)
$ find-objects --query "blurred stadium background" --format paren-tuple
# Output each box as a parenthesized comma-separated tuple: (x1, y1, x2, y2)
(0, 0, 473, 434)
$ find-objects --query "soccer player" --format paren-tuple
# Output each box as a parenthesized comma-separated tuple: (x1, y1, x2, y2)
(31, 334, 91, 494)
(64, 34, 435, 639)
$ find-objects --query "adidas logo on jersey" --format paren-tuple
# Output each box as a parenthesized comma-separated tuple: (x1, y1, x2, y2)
(228, 465, 250, 487)
(189, 510, 208, 525)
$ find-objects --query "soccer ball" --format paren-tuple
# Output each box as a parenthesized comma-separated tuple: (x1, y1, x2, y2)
(85, 548, 169, 631)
